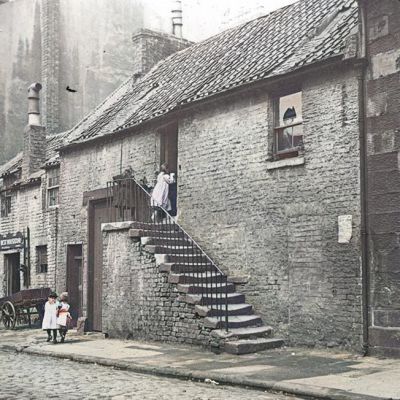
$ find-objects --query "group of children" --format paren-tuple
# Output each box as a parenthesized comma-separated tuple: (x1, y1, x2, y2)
(42, 291, 71, 344)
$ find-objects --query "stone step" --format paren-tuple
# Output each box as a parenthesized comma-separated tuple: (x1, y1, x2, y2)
(223, 338, 285, 355)
(195, 303, 253, 317)
(204, 314, 262, 329)
(211, 325, 273, 340)
(145, 245, 204, 255)
(141, 237, 192, 246)
(168, 272, 225, 284)
(131, 222, 179, 232)
(183, 292, 246, 305)
(159, 262, 216, 274)
(166, 253, 210, 263)
(177, 282, 235, 294)
(130, 229, 180, 239)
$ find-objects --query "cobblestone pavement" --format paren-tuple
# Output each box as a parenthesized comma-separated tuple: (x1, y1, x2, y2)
(0, 350, 301, 400)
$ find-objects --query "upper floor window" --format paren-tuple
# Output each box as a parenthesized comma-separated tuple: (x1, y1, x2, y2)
(274, 91, 303, 159)
(0, 194, 12, 217)
(47, 168, 59, 207)
(36, 245, 48, 274)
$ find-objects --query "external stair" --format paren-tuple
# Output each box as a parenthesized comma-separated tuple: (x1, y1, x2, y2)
(129, 222, 284, 354)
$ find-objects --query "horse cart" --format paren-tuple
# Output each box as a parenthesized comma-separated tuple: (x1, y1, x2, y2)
(0, 287, 51, 329)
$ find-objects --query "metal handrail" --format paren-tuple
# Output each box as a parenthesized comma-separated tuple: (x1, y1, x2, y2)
(107, 176, 229, 332)
(127, 177, 226, 277)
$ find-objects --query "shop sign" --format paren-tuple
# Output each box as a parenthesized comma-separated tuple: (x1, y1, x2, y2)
(0, 232, 24, 251)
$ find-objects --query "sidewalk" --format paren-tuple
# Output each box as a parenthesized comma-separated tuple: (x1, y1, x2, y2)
(0, 328, 399, 400)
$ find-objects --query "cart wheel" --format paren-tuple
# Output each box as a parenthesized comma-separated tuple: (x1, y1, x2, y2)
(1, 301, 16, 329)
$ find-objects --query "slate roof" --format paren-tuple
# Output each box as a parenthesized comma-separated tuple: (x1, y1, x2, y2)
(64, 0, 359, 146)
(0, 152, 23, 178)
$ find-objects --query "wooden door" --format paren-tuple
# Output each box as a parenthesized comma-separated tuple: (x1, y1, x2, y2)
(66, 244, 82, 327)
(160, 124, 178, 216)
(160, 123, 178, 173)
(88, 200, 109, 331)
(5, 253, 20, 295)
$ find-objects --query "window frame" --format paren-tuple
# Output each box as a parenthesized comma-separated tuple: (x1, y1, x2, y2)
(47, 168, 60, 208)
(36, 245, 48, 274)
(1, 193, 12, 217)
(273, 90, 304, 160)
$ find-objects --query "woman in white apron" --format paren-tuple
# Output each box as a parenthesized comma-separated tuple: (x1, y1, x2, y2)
(151, 163, 175, 221)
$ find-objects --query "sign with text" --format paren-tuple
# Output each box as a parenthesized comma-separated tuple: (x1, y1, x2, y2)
(0, 232, 24, 251)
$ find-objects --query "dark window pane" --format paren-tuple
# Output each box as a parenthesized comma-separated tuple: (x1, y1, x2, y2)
(36, 246, 48, 274)
(48, 187, 59, 207)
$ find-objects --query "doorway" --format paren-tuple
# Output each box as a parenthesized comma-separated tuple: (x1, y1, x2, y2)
(66, 244, 82, 327)
(88, 200, 109, 331)
(5, 253, 20, 295)
(160, 123, 178, 216)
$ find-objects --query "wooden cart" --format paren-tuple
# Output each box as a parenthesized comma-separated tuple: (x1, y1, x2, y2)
(0, 287, 51, 329)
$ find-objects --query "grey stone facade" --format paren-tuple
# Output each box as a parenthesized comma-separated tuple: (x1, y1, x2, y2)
(177, 66, 363, 349)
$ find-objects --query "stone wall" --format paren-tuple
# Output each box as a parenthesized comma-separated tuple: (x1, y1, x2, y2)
(102, 223, 211, 346)
(363, 0, 400, 355)
(177, 65, 363, 349)
(0, 178, 58, 297)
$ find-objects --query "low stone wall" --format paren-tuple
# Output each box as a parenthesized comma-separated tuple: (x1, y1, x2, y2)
(102, 222, 212, 347)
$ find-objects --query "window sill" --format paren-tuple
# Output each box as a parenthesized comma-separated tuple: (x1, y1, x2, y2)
(266, 156, 305, 170)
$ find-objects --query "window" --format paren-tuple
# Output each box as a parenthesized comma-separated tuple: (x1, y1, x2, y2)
(0, 194, 12, 217)
(36, 246, 48, 274)
(47, 168, 59, 207)
(274, 91, 303, 159)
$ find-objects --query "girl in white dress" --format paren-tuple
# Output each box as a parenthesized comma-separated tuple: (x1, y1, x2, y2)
(42, 292, 58, 343)
(57, 292, 71, 343)
(151, 163, 175, 221)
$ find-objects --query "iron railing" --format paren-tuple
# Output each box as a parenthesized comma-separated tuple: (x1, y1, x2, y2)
(106, 176, 229, 332)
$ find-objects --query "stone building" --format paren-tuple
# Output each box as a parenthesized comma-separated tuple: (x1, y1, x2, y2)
(0, 0, 399, 356)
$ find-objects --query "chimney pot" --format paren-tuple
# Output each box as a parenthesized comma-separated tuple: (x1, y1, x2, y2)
(28, 82, 42, 126)
(172, 0, 183, 38)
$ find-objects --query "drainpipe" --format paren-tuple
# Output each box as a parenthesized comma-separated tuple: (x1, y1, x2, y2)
(357, 0, 369, 356)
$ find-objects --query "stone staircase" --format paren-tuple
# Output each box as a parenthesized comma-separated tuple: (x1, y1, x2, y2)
(129, 222, 284, 355)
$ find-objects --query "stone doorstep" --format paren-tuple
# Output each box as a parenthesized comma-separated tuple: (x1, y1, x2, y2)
(211, 326, 274, 339)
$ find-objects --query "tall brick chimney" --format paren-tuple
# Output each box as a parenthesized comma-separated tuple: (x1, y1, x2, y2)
(131, 29, 192, 78)
(22, 83, 46, 180)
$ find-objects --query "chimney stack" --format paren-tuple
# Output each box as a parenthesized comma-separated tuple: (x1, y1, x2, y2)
(132, 29, 191, 78)
(172, 0, 183, 38)
(27, 82, 42, 126)
(22, 83, 46, 180)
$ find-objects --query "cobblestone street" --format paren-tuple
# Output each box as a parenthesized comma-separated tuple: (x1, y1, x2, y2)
(0, 350, 301, 400)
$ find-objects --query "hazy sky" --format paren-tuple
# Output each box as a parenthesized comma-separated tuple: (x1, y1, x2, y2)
(143, 0, 299, 41)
